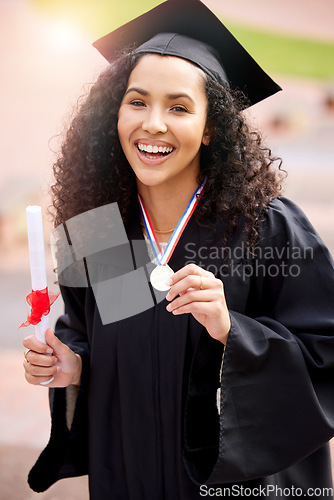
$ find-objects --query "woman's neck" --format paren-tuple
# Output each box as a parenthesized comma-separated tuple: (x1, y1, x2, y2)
(138, 176, 200, 242)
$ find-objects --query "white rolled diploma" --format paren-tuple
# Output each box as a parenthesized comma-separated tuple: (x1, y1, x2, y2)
(26, 205, 49, 344)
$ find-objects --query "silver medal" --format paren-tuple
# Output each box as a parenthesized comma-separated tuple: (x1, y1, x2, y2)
(150, 265, 174, 291)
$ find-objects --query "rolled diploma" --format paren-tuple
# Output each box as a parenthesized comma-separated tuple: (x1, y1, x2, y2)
(26, 206, 49, 344)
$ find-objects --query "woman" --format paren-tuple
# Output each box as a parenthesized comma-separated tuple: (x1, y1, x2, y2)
(23, 0, 334, 498)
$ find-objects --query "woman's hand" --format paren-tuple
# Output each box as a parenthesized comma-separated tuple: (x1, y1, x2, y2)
(23, 328, 82, 388)
(165, 263, 230, 344)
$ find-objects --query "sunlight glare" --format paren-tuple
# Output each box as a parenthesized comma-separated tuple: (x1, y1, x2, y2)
(47, 20, 83, 52)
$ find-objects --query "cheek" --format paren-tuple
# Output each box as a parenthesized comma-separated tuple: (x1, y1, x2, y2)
(179, 121, 207, 149)
(117, 109, 140, 142)
(117, 111, 129, 147)
(177, 107, 208, 147)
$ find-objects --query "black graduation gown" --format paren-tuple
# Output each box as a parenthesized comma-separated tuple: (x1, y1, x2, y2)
(28, 197, 334, 499)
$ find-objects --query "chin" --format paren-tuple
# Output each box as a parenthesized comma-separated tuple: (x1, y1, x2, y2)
(138, 178, 166, 189)
(136, 171, 168, 187)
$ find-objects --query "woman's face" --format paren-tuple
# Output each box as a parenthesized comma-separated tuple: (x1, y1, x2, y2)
(117, 54, 210, 190)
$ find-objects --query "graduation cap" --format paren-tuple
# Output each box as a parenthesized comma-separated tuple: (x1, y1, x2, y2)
(93, 0, 281, 107)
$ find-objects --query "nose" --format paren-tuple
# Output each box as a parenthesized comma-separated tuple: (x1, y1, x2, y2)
(142, 107, 167, 135)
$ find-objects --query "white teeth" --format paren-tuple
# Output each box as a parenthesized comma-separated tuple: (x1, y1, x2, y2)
(137, 143, 173, 154)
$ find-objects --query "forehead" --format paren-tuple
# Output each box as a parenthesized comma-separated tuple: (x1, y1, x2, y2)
(127, 53, 206, 92)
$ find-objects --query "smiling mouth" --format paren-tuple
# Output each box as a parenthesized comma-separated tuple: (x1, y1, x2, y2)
(136, 143, 175, 159)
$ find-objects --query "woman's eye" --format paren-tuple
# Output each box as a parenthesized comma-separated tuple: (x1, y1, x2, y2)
(171, 106, 188, 113)
(130, 100, 146, 107)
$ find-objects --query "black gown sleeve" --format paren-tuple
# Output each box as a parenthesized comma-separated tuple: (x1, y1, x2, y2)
(183, 197, 334, 485)
(28, 285, 90, 493)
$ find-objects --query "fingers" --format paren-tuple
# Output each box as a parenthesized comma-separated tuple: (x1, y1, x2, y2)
(44, 328, 70, 359)
(166, 263, 225, 316)
(166, 289, 218, 314)
(23, 358, 60, 385)
(23, 359, 59, 377)
(23, 330, 83, 388)
(24, 349, 57, 367)
(166, 264, 230, 343)
(166, 268, 221, 303)
(23, 329, 70, 366)
(169, 263, 215, 287)
(23, 333, 53, 355)
(167, 296, 217, 316)
(24, 371, 56, 386)
(23, 329, 60, 386)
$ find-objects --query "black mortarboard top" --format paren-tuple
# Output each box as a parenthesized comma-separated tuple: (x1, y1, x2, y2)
(93, 0, 281, 107)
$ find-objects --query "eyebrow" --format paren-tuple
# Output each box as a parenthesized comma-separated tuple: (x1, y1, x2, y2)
(125, 87, 195, 104)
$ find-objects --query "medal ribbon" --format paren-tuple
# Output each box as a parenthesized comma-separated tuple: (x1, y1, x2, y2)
(138, 177, 206, 266)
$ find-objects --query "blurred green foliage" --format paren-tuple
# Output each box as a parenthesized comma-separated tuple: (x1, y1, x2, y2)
(229, 24, 334, 81)
(32, 0, 334, 80)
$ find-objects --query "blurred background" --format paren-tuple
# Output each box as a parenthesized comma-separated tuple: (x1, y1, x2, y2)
(0, 0, 333, 498)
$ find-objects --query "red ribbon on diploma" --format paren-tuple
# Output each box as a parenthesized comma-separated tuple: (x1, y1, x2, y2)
(20, 287, 60, 328)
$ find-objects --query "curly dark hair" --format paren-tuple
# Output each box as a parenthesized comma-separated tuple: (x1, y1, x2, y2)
(50, 48, 284, 247)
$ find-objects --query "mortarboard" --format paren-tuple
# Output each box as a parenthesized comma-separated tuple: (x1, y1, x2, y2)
(93, 0, 281, 107)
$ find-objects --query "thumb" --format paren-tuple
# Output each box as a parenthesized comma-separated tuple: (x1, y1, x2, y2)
(45, 328, 68, 358)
